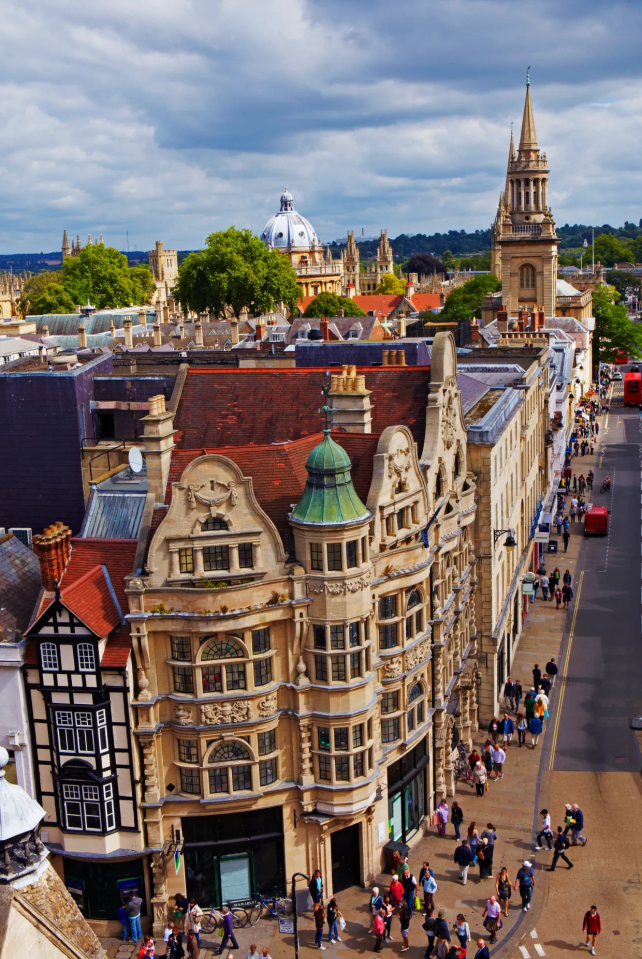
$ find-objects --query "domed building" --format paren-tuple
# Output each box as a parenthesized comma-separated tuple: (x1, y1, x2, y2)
(261, 189, 344, 299)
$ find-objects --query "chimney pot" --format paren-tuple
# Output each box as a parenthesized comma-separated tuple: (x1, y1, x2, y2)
(382, 349, 390, 366)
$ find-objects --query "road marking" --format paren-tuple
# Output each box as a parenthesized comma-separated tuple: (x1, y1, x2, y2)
(519, 948, 531, 959)
(530, 929, 538, 939)
(549, 570, 584, 771)
(534, 946, 546, 957)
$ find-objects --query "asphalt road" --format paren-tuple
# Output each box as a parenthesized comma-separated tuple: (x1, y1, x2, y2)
(552, 383, 642, 772)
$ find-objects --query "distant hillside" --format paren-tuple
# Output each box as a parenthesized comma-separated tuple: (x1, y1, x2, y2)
(0, 249, 197, 274)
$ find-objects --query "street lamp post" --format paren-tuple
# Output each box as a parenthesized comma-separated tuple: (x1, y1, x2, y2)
(291, 871, 309, 959)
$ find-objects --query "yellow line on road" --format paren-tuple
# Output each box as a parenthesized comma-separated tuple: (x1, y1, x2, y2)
(548, 570, 584, 771)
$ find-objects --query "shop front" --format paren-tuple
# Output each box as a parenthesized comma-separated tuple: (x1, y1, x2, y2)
(182, 806, 285, 906)
(387, 736, 428, 843)
(63, 855, 148, 922)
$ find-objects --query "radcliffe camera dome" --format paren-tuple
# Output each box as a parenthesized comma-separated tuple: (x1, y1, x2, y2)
(261, 188, 320, 250)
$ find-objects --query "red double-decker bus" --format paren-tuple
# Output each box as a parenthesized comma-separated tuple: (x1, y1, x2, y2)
(624, 370, 642, 406)
(615, 350, 629, 364)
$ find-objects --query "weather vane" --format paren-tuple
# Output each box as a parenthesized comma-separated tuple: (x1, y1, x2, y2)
(526, 65, 531, 87)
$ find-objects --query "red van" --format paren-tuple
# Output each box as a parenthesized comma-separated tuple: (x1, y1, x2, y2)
(584, 506, 609, 536)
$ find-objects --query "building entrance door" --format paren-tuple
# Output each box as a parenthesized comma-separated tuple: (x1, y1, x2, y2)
(330, 824, 361, 892)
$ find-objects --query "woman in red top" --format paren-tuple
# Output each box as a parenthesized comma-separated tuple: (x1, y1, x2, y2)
(582, 906, 601, 955)
(389, 876, 404, 908)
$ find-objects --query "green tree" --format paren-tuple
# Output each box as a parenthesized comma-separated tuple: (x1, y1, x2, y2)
(30, 283, 76, 315)
(130, 266, 157, 305)
(174, 227, 300, 318)
(592, 285, 642, 367)
(374, 273, 406, 295)
(302, 292, 366, 318)
(19, 271, 63, 316)
(434, 273, 501, 322)
(626, 235, 642, 264)
(61, 244, 155, 309)
(606, 270, 642, 302)
(591, 233, 626, 268)
(440, 249, 457, 270)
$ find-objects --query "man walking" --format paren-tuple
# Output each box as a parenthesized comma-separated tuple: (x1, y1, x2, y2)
(540, 573, 550, 601)
(482, 897, 501, 944)
(532, 664, 542, 690)
(501, 712, 514, 747)
(473, 939, 490, 959)
(562, 582, 573, 610)
(503, 677, 516, 712)
(514, 860, 535, 912)
(216, 906, 239, 955)
(545, 657, 558, 686)
(548, 826, 573, 870)
(563, 527, 570, 552)
(491, 743, 506, 780)
(583, 905, 601, 955)
(422, 909, 436, 958)
(570, 804, 588, 845)
(453, 840, 473, 885)
(401, 866, 417, 915)
(436, 799, 449, 837)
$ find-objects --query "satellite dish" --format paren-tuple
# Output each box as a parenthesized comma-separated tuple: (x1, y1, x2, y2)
(128, 447, 144, 473)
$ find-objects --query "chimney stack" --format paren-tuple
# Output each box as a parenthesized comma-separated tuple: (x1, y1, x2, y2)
(230, 318, 239, 345)
(320, 317, 329, 341)
(123, 319, 133, 348)
(33, 522, 73, 590)
(382, 349, 390, 366)
(153, 322, 162, 347)
(497, 309, 508, 333)
(397, 349, 407, 367)
(162, 304, 169, 322)
(405, 280, 415, 298)
(78, 325, 87, 349)
(397, 317, 407, 338)
(42, 325, 50, 338)
(141, 395, 175, 504)
(328, 367, 372, 432)
(195, 321, 204, 348)
(346, 283, 355, 299)
(255, 317, 266, 344)
(470, 318, 480, 343)
(138, 309, 147, 327)
(538, 310, 546, 330)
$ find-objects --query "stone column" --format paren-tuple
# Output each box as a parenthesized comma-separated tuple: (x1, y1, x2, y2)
(151, 850, 169, 936)
(194, 548, 204, 576)
(229, 544, 239, 571)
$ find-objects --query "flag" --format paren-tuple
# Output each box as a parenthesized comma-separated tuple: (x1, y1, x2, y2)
(174, 846, 181, 875)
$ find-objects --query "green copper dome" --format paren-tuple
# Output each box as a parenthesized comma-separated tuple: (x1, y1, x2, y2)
(291, 431, 370, 526)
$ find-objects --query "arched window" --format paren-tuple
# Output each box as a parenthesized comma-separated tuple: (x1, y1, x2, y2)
(41, 642, 59, 671)
(207, 740, 253, 794)
(407, 589, 422, 610)
(407, 681, 426, 733)
(77, 643, 95, 672)
(519, 264, 536, 289)
(199, 636, 246, 693)
(405, 589, 425, 640)
(201, 517, 228, 531)
(408, 682, 423, 703)
(453, 448, 462, 480)
(201, 637, 244, 660)
(209, 742, 251, 763)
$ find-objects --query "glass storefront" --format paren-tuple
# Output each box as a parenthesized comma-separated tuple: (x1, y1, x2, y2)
(63, 857, 147, 920)
(387, 736, 428, 842)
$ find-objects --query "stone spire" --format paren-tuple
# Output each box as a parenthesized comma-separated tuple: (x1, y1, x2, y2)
(518, 83, 538, 156)
(503, 128, 515, 206)
(62, 230, 71, 259)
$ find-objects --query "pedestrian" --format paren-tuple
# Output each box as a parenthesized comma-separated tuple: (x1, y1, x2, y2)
(434, 910, 450, 946)
(482, 896, 501, 944)
(246, 945, 260, 959)
(554, 586, 562, 608)
(186, 932, 199, 959)
(503, 677, 516, 711)
(529, 714, 542, 748)
(514, 860, 535, 912)
(556, 511, 563, 536)
(551, 566, 561, 590)
(532, 575, 540, 600)
(383, 896, 394, 941)
(163, 922, 174, 957)
(422, 909, 436, 958)
(532, 663, 542, 688)
(451, 800, 464, 840)
(454, 839, 473, 885)
(309, 869, 324, 905)
(477, 837, 490, 879)
(401, 867, 417, 915)
(583, 905, 601, 955)
(548, 826, 573, 871)
(467, 821, 480, 860)
(540, 573, 550, 599)
(313, 903, 326, 951)
(517, 712, 527, 747)
(473, 761, 487, 797)
(185, 899, 203, 947)
(467, 747, 481, 772)
(473, 938, 490, 959)
(373, 908, 385, 953)
(453, 915, 471, 953)
(167, 926, 182, 959)
(501, 712, 514, 747)
(535, 809, 553, 850)
(495, 867, 512, 916)
(482, 742, 493, 778)
(118, 902, 130, 942)
(491, 743, 506, 779)
(369, 887, 383, 931)
(488, 717, 500, 743)
(141, 937, 154, 959)
(389, 875, 404, 908)
(327, 898, 341, 943)
(562, 583, 573, 610)
(524, 691, 536, 723)
(570, 804, 588, 845)
(422, 870, 438, 912)
(514, 680, 523, 713)
(436, 799, 449, 837)
(126, 891, 144, 943)
(260, 949, 271, 959)
(399, 899, 411, 953)
(217, 906, 239, 955)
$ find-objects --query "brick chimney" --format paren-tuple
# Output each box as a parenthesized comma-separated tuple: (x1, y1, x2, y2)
(153, 322, 162, 347)
(382, 349, 390, 366)
(194, 320, 204, 348)
(328, 365, 373, 432)
(230, 318, 239, 345)
(320, 317, 329, 341)
(470, 318, 480, 343)
(162, 304, 169, 322)
(123, 319, 133, 349)
(538, 310, 546, 330)
(78, 325, 87, 349)
(33, 522, 73, 590)
(255, 317, 266, 344)
(141, 395, 176, 505)
(497, 309, 508, 333)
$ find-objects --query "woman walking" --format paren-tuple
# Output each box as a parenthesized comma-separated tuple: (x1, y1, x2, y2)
(451, 801, 464, 840)
(383, 896, 394, 942)
(314, 903, 326, 951)
(399, 899, 411, 953)
(467, 821, 480, 861)
(477, 837, 493, 879)
(495, 868, 512, 917)
(452, 915, 471, 953)
(554, 586, 562, 609)
(529, 714, 543, 749)
(436, 799, 449, 838)
(472, 761, 487, 797)
(517, 712, 527, 747)
(551, 567, 561, 591)
(369, 888, 383, 932)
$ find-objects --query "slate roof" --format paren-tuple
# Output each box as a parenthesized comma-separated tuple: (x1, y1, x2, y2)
(457, 372, 491, 416)
(0, 533, 42, 638)
(82, 491, 147, 539)
(285, 315, 383, 345)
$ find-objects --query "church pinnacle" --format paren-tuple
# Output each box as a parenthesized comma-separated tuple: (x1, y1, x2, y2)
(518, 81, 538, 156)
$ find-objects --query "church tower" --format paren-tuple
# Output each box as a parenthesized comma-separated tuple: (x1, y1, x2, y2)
(491, 80, 558, 317)
(376, 229, 394, 284)
(61, 230, 71, 259)
(343, 230, 361, 295)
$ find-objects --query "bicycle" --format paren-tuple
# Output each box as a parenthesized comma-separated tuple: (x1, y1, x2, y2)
(247, 893, 294, 926)
(453, 744, 470, 785)
(200, 904, 249, 933)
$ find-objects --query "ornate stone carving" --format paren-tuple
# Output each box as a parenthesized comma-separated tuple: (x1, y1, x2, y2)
(179, 478, 238, 510)
(300, 721, 313, 777)
(405, 637, 431, 670)
(383, 657, 403, 678)
(257, 691, 277, 717)
(0, 826, 47, 881)
(296, 656, 309, 686)
(137, 668, 151, 701)
(174, 704, 193, 726)
(141, 738, 159, 803)
(441, 393, 456, 450)
(201, 700, 251, 725)
(308, 574, 371, 596)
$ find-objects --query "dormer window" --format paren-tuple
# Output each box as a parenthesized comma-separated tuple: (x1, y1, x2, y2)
(41, 642, 59, 671)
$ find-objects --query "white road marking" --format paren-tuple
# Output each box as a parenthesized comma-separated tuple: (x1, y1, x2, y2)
(529, 929, 538, 939)
(519, 948, 531, 959)
(534, 945, 546, 957)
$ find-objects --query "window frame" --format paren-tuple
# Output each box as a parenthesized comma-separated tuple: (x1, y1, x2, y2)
(326, 542, 343, 572)
(41, 642, 59, 672)
(77, 643, 96, 672)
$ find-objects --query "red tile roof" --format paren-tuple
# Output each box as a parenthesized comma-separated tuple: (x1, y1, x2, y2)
(60, 564, 123, 637)
(410, 293, 442, 312)
(173, 367, 431, 450)
(101, 624, 132, 668)
(62, 538, 138, 615)
(352, 295, 403, 316)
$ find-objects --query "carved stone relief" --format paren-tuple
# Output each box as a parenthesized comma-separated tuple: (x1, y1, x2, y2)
(201, 700, 251, 725)
(257, 691, 277, 717)
(405, 637, 431, 670)
(383, 657, 403, 678)
(174, 705, 193, 726)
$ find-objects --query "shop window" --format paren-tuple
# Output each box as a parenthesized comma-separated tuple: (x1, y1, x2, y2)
(77, 643, 95, 672)
(334, 727, 349, 751)
(201, 637, 244, 659)
(314, 625, 327, 649)
(379, 595, 397, 619)
(327, 543, 343, 571)
(349, 622, 360, 647)
(379, 623, 398, 649)
(202, 517, 228, 531)
(258, 729, 276, 755)
(381, 691, 399, 714)
(238, 543, 254, 568)
(179, 548, 194, 574)
(178, 739, 199, 763)
(310, 543, 323, 570)
(180, 767, 201, 795)
(330, 625, 345, 649)
(346, 540, 358, 568)
(203, 545, 230, 571)
(173, 666, 194, 693)
(41, 642, 59, 671)
(331, 656, 346, 681)
(318, 727, 331, 751)
(253, 658, 272, 687)
(315, 656, 328, 681)
(259, 758, 278, 786)
(171, 636, 192, 661)
(252, 628, 270, 654)
(382, 717, 400, 743)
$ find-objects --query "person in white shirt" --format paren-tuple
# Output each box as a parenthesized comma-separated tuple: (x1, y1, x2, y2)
(247, 947, 260, 959)
(491, 744, 506, 780)
(163, 923, 173, 958)
(535, 808, 553, 850)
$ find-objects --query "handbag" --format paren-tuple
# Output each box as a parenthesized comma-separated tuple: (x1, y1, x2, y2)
(432, 812, 440, 826)
(414, 895, 421, 911)
(339, 916, 347, 931)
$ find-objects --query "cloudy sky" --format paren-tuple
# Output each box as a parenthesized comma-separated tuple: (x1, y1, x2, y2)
(1, 0, 641, 253)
